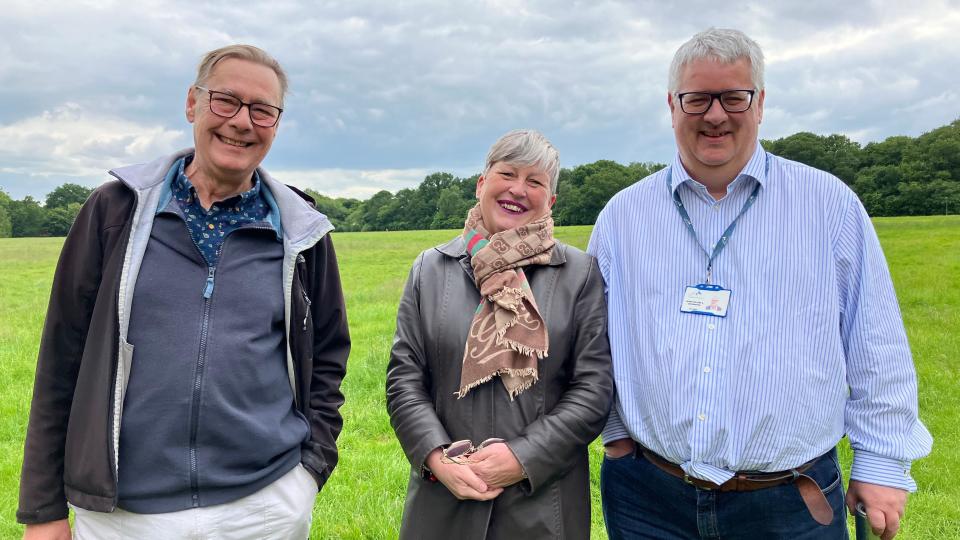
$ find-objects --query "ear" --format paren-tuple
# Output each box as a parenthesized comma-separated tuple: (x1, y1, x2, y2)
(547, 193, 557, 209)
(475, 175, 485, 199)
(667, 92, 677, 128)
(186, 86, 198, 123)
(756, 88, 765, 124)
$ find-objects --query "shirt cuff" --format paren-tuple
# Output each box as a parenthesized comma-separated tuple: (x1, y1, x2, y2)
(601, 407, 630, 445)
(850, 450, 916, 492)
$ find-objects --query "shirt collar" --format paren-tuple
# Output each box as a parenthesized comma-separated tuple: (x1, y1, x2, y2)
(173, 154, 263, 207)
(669, 142, 768, 195)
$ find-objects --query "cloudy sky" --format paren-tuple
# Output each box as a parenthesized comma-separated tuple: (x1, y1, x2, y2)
(2, 0, 958, 201)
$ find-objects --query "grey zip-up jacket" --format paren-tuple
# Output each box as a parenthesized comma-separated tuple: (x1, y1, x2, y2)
(17, 149, 351, 524)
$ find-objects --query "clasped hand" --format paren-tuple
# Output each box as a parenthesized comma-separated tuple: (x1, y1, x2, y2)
(425, 442, 525, 501)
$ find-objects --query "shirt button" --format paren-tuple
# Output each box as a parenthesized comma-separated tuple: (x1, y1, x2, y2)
(698, 413, 706, 421)
(707, 323, 716, 330)
(703, 366, 711, 373)
(713, 206, 721, 212)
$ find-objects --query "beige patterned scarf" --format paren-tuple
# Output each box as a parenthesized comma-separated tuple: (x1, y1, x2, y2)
(457, 203, 555, 399)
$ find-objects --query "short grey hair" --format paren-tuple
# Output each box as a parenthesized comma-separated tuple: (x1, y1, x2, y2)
(668, 28, 764, 93)
(484, 129, 560, 194)
(194, 44, 288, 106)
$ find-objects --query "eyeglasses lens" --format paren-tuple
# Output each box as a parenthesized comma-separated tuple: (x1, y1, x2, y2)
(206, 90, 280, 127)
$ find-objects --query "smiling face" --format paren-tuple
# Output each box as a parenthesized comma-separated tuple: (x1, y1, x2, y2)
(669, 57, 764, 185)
(185, 57, 282, 187)
(476, 161, 556, 234)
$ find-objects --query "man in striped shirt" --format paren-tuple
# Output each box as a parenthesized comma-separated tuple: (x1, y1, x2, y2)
(590, 28, 931, 540)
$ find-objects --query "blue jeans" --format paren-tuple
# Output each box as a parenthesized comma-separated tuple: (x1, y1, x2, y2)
(601, 448, 848, 539)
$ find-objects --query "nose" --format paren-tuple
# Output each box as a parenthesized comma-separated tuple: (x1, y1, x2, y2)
(508, 180, 527, 198)
(702, 96, 728, 124)
(227, 104, 255, 130)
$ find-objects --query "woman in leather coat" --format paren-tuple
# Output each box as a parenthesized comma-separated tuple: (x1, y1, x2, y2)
(386, 129, 614, 539)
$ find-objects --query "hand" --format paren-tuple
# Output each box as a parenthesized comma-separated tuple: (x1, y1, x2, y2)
(604, 438, 636, 458)
(23, 520, 71, 540)
(425, 448, 503, 501)
(467, 442, 525, 488)
(847, 480, 908, 540)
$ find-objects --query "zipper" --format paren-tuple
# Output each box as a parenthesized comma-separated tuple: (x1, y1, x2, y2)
(301, 289, 312, 330)
(203, 266, 216, 298)
(297, 253, 312, 330)
(169, 212, 276, 507)
(189, 274, 214, 507)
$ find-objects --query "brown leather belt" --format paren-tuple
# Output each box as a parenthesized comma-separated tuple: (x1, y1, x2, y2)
(639, 447, 834, 526)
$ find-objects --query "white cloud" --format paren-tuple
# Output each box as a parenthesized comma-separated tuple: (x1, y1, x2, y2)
(1, 0, 959, 201)
(0, 103, 185, 177)
(270, 167, 472, 200)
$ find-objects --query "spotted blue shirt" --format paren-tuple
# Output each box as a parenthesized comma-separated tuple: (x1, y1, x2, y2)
(169, 157, 273, 267)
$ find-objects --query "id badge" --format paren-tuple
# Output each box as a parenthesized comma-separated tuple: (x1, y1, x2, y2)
(680, 284, 731, 318)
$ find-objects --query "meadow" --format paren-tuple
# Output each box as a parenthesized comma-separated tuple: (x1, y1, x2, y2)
(0, 216, 957, 539)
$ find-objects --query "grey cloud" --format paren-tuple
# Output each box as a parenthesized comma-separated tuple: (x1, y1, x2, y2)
(2, 0, 959, 201)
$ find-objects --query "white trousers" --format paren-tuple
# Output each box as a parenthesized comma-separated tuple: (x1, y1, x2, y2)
(71, 463, 318, 540)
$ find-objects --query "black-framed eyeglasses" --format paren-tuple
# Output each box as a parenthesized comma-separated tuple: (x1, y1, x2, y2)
(676, 89, 756, 115)
(195, 86, 283, 127)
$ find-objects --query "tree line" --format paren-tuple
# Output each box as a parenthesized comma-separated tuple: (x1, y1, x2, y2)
(1, 119, 957, 238)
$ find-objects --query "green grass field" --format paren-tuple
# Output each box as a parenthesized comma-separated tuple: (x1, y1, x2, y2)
(1, 217, 957, 539)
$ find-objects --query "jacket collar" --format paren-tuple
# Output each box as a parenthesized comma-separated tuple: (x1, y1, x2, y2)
(108, 148, 333, 246)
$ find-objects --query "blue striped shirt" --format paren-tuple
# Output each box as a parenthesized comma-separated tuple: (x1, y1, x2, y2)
(587, 144, 932, 491)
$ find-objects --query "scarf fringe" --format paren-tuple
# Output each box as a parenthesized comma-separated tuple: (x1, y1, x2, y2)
(504, 369, 539, 401)
(455, 372, 498, 399)
(456, 367, 540, 400)
(495, 334, 548, 359)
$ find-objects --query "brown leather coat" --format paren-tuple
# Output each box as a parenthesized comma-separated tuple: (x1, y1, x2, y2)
(386, 237, 613, 539)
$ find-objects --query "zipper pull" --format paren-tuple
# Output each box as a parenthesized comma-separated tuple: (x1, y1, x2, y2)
(203, 267, 216, 299)
(301, 289, 312, 330)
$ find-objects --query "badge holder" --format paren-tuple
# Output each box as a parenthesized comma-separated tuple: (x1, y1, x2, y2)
(680, 283, 731, 318)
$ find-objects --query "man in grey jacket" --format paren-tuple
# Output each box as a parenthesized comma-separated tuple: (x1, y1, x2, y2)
(18, 45, 350, 540)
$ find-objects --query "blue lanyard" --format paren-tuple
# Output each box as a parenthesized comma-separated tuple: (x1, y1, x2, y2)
(666, 167, 762, 284)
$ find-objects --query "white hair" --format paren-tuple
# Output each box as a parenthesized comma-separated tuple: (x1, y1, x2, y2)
(484, 129, 560, 194)
(668, 28, 765, 93)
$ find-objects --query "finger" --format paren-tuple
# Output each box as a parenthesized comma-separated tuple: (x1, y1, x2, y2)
(469, 445, 499, 461)
(475, 486, 504, 500)
(450, 482, 503, 501)
(882, 513, 901, 540)
(867, 507, 887, 537)
(455, 466, 490, 493)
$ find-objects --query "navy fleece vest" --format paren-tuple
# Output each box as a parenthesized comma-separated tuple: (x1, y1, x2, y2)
(117, 211, 309, 513)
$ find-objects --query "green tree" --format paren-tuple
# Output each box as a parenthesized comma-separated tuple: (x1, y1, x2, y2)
(9, 196, 46, 237)
(762, 132, 861, 184)
(0, 206, 11, 238)
(303, 189, 350, 226)
(45, 183, 93, 209)
(431, 187, 472, 229)
(861, 136, 912, 168)
(43, 202, 82, 236)
(355, 190, 395, 231)
(0, 190, 12, 238)
(554, 160, 639, 225)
